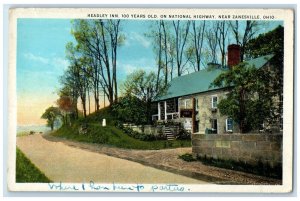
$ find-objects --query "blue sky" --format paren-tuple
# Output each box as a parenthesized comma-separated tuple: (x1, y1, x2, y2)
(17, 19, 282, 125)
(17, 19, 156, 124)
(17, 19, 155, 95)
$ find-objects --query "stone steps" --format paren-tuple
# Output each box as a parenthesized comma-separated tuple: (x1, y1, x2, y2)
(164, 127, 175, 141)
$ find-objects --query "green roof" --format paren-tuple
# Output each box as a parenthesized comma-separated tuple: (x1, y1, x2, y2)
(244, 54, 274, 69)
(157, 54, 274, 101)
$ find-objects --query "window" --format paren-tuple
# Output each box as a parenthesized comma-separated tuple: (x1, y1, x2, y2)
(185, 99, 191, 109)
(211, 119, 217, 134)
(211, 96, 218, 108)
(226, 118, 233, 132)
(195, 98, 199, 111)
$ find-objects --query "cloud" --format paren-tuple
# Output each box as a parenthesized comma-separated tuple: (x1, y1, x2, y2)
(52, 57, 69, 71)
(24, 53, 49, 64)
(23, 52, 69, 71)
(126, 32, 151, 48)
(118, 58, 155, 77)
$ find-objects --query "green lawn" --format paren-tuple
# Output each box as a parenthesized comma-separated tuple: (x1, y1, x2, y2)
(16, 147, 51, 183)
(52, 123, 191, 150)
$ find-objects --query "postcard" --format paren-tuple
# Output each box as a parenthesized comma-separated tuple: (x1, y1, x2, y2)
(7, 8, 294, 193)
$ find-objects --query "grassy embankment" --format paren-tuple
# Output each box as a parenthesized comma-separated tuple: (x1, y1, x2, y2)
(179, 153, 282, 179)
(16, 147, 51, 183)
(52, 107, 191, 150)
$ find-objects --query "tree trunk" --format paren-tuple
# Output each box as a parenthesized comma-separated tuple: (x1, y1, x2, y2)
(113, 46, 118, 102)
(156, 21, 163, 91)
(87, 88, 91, 115)
(162, 21, 168, 86)
(239, 88, 246, 133)
(81, 96, 87, 118)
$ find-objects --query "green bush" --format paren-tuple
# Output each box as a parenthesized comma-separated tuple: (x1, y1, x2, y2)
(111, 96, 148, 125)
(177, 153, 282, 179)
(178, 153, 196, 162)
(52, 107, 192, 150)
(196, 155, 282, 179)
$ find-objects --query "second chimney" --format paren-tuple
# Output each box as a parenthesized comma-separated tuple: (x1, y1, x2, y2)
(227, 44, 241, 68)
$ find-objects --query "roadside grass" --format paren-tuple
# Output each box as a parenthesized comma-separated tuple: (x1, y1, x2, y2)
(178, 153, 197, 162)
(178, 153, 282, 179)
(16, 147, 51, 183)
(52, 123, 191, 150)
(17, 132, 30, 137)
(52, 107, 191, 150)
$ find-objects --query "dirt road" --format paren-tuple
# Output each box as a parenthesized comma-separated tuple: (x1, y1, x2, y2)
(17, 134, 208, 184)
(42, 134, 282, 185)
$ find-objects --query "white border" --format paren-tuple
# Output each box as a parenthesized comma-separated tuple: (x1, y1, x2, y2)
(6, 7, 294, 193)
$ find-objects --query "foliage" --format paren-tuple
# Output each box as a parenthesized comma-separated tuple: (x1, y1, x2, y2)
(177, 153, 282, 179)
(64, 42, 90, 118)
(51, 107, 191, 149)
(119, 70, 168, 124)
(112, 95, 148, 125)
(211, 25, 284, 132)
(145, 21, 176, 87)
(115, 122, 163, 141)
(156, 120, 191, 140)
(122, 70, 167, 102)
(57, 96, 74, 125)
(178, 153, 196, 162)
(57, 85, 79, 121)
(41, 106, 61, 131)
(196, 155, 282, 179)
(57, 96, 73, 112)
(82, 106, 116, 126)
(16, 148, 51, 183)
(245, 25, 283, 120)
(52, 123, 191, 150)
(211, 62, 278, 132)
(245, 25, 284, 59)
(70, 19, 124, 104)
(229, 20, 265, 62)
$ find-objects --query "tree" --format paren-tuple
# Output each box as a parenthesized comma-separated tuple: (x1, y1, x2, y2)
(211, 62, 278, 133)
(70, 19, 124, 106)
(229, 20, 263, 62)
(245, 25, 283, 60)
(112, 96, 148, 125)
(145, 21, 164, 90)
(245, 25, 284, 127)
(122, 70, 167, 123)
(216, 21, 229, 67)
(172, 20, 191, 76)
(59, 72, 79, 120)
(205, 23, 219, 64)
(189, 20, 206, 71)
(56, 96, 73, 125)
(65, 42, 89, 118)
(41, 106, 61, 131)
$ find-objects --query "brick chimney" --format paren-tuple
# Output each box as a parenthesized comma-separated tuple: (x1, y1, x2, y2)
(227, 44, 241, 68)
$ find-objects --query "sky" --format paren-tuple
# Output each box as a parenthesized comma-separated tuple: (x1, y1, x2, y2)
(17, 19, 156, 125)
(17, 19, 282, 125)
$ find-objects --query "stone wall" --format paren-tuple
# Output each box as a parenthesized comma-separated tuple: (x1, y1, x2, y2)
(192, 133, 282, 168)
(128, 125, 161, 136)
(195, 89, 240, 134)
(126, 124, 180, 137)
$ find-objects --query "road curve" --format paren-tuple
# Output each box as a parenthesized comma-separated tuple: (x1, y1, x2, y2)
(17, 134, 208, 184)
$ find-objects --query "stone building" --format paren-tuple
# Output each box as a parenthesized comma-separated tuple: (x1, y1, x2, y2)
(152, 44, 282, 134)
